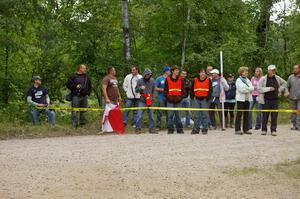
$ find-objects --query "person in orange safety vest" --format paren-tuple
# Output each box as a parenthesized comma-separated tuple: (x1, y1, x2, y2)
(164, 65, 185, 134)
(190, 68, 212, 135)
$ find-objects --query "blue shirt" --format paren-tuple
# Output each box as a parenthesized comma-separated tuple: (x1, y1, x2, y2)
(155, 75, 166, 102)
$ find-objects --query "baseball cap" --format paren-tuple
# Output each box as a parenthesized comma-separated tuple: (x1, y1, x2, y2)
(32, 76, 42, 81)
(163, 66, 170, 73)
(267, 65, 276, 70)
(210, 69, 220, 75)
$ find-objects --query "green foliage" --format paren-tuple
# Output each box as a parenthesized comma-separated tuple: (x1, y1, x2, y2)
(0, 0, 299, 113)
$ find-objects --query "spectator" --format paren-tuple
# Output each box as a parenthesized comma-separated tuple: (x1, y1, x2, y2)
(66, 64, 92, 128)
(27, 76, 55, 128)
(191, 68, 212, 134)
(122, 65, 142, 128)
(258, 65, 288, 136)
(102, 66, 121, 105)
(164, 65, 185, 134)
(224, 74, 236, 128)
(155, 66, 171, 130)
(135, 68, 156, 134)
(209, 69, 229, 130)
(181, 69, 192, 128)
(249, 67, 263, 130)
(285, 64, 300, 131)
(235, 67, 254, 135)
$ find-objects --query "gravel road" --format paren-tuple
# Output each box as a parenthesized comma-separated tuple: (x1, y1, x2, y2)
(1, 125, 300, 199)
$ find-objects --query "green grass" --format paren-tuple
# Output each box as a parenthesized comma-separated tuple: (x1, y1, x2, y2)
(275, 159, 300, 179)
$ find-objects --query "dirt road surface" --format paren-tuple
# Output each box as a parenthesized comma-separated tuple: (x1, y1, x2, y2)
(1, 125, 300, 199)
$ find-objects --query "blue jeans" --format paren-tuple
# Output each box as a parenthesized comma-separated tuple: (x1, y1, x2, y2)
(248, 96, 262, 129)
(181, 96, 191, 127)
(31, 109, 55, 126)
(122, 98, 139, 126)
(71, 95, 88, 127)
(193, 99, 209, 130)
(167, 102, 183, 130)
(135, 101, 155, 129)
(156, 100, 168, 129)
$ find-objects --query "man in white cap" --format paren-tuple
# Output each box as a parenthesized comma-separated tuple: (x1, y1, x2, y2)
(258, 65, 287, 136)
(209, 69, 229, 130)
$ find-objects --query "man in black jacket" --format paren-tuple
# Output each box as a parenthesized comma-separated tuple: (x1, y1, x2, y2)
(66, 64, 92, 128)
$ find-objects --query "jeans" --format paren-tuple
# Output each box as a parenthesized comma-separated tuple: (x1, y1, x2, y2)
(122, 98, 139, 126)
(135, 101, 155, 129)
(262, 99, 279, 132)
(167, 102, 183, 131)
(156, 101, 168, 129)
(31, 109, 55, 126)
(224, 102, 235, 127)
(181, 96, 191, 127)
(209, 97, 223, 128)
(248, 96, 262, 129)
(235, 101, 250, 132)
(289, 99, 300, 129)
(193, 99, 209, 131)
(71, 95, 88, 128)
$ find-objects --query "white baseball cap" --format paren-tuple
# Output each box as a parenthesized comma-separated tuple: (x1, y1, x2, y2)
(267, 65, 276, 70)
(210, 69, 220, 75)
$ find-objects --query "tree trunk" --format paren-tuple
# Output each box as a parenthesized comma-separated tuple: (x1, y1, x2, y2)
(181, 7, 191, 69)
(255, 0, 274, 66)
(121, 0, 131, 63)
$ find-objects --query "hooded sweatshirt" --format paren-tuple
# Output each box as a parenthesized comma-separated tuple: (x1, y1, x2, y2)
(135, 68, 155, 103)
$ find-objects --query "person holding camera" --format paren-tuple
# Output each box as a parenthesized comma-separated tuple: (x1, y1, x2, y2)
(66, 64, 92, 128)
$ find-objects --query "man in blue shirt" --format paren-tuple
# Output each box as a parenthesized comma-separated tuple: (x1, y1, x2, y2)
(27, 76, 55, 127)
(155, 66, 170, 130)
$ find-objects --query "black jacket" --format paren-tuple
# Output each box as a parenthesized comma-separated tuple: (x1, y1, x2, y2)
(66, 73, 92, 96)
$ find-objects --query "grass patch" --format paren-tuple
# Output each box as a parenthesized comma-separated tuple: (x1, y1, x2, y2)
(275, 159, 300, 179)
(225, 167, 260, 176)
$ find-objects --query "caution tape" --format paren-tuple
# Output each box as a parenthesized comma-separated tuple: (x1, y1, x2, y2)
(36, 106, 300, 113)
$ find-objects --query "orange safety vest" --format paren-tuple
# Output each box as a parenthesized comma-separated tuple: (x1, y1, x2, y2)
(167, 76, 182, 96)
(194, 77, 210, 97)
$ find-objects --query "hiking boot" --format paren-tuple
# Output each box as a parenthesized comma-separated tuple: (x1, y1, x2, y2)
(167, 129, 174, 134)
(261, 131, 267, 136)
(149, 128, 158, 134)
(271, 131, 277, 136)
(235, 131, 243, 135)
(244, 131, 252, 135)
(202, 129, 208, 135)
(135, 128, 142, 134)
(177, 129, 184, 134)
(191, 129, 200, 135)
(254, 127, 261, 130)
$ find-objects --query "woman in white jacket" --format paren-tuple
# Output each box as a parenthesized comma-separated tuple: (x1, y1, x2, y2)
(235, 67, 254, 135)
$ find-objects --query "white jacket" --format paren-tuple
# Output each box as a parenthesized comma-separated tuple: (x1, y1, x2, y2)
(123, 74, 142, 99)
(235, 77, 254, 102)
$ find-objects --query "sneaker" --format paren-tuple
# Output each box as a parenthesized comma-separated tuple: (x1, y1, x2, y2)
(132, 125, 136, 128)
(235, 131, 243, 135)
(167, 129, 174, 134)
(177, 129, 184, 134)
(149, 128, 158, 134)
(156, 127, 161, 131)
(202, 129, 208, 135)
(271, 131, 277, 136)
(254, 127, 261, 130)
(244, 131, 252, 135)
(191, 129, 200, 135)
(135, 128, 142, 134)
(291, 126, 299, 131)
(211, 126, 217, 130)
(261, 131, 267, 136)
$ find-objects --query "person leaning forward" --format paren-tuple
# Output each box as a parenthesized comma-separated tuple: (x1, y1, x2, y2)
(66, 64, 92, 128)
(27, 76, 55, 128)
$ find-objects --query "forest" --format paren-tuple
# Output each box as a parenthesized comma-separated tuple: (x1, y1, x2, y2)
(0, 0, 299, 122)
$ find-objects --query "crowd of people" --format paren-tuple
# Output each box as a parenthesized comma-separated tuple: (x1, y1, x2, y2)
(27, 63, 300, 136)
